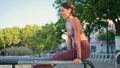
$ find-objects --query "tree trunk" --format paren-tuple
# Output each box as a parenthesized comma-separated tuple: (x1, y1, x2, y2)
(115, 20, 120, 36)
(88, 32, 91, 42)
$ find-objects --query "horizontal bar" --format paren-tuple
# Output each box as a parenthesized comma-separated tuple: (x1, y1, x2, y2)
(0, 56, 92, 65)
(0, 59, 93, 65)
(18, 60, 74, 64)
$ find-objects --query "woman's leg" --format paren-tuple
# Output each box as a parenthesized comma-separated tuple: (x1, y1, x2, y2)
(49, 48, 77, 60)
(32, 40, 90, 68)
(81, 40, 91, 60)
(32, 64, 51, 68)
(32, 48, 77, 68)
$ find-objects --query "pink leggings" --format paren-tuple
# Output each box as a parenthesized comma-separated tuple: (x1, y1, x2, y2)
(32, 40, 90, 68)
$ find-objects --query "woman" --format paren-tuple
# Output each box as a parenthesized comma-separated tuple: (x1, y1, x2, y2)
(32, 2, 90, 68)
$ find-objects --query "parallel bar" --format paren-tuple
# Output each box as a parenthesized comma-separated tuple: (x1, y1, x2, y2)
(0, 60, 18, 65)
(0, 56, 95, 68)
(18, 60, 73, 64)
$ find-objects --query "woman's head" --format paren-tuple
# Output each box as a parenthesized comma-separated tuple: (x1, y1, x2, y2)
(60, 2, 75, 19)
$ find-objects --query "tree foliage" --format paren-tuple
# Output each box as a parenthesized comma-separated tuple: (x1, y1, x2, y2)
(0, 23, 64, 55)
(1, 27, 21, 48)
(28, 23, 64, 55)
(97, 30, 115, 41)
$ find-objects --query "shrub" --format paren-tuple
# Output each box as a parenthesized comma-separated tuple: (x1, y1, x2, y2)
(5, 46, 33, 56)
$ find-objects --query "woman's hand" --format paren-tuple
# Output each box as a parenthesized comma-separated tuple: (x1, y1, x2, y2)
(73, 58, 82, 64)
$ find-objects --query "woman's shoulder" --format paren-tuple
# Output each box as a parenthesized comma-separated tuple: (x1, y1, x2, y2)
(73, 17, 80, 23)
(71, 17, 81, 25)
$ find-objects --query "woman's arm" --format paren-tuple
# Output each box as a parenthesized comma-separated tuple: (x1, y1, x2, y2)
(67, 35, 72, 49)
(73, 18, 82, 59)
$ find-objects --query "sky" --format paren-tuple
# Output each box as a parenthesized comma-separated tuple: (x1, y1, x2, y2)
(0, 0, 58, 29)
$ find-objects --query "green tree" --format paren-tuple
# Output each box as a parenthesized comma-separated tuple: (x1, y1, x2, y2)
(20, 25, 41, 48)
(0, 33, 5, 49)
(97, 30, 115, 41)
(97, 30, 115, 53)
(20, 25, 34, 41)
(0, 25, 41, 50)
(28, 23, 61, 55)
(108, 0, 120, 36)
(54, 17, 66, 41)
(1, 27, 21, 48)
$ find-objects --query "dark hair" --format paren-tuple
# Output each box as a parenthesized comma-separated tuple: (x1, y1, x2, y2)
(61, 2, 75, 16)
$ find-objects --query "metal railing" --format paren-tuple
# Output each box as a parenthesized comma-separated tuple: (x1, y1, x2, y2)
(89, 53, 115, 64)
(0, 56, 95, 68)
(114, 52, 120, 68)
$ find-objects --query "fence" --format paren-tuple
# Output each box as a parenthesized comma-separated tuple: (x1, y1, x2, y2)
(88, 53, 115, 64)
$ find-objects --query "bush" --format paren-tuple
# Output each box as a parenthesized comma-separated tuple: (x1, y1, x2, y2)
(5, 46, 33, 56)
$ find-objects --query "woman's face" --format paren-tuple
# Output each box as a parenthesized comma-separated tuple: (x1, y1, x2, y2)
(60, 7, 71, 19)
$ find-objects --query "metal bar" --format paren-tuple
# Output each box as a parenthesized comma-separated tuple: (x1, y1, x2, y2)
(18, 60, 73, 64)
(0, 56, 95, 68)
(51, 64, 54, 68)
(82, 60, 95, 68)
(12, 65, 15, 68)
(115, 52, 120, 68)
(84, 64, 87, 68)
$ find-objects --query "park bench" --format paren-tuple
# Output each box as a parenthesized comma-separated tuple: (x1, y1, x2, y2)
(0, 56, 95, 68)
